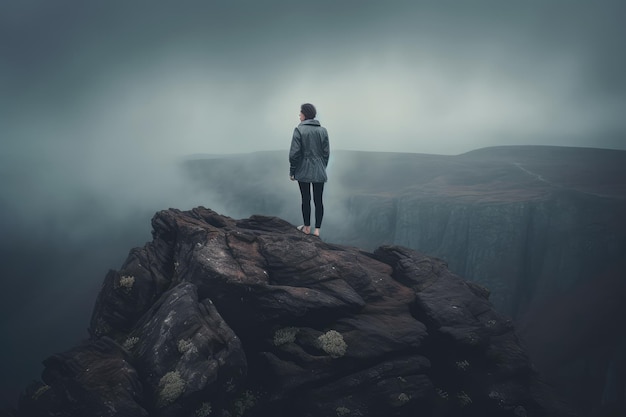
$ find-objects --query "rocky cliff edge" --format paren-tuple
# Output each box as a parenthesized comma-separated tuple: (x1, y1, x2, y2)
(14, 207, 578, 417)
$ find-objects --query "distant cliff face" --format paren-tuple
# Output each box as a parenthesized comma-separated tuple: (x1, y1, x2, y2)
(13, 208, 577, 417)
(348, 189, 626, 317)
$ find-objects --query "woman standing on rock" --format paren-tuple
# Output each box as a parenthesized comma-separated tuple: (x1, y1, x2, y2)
(289, 103, 330, 238)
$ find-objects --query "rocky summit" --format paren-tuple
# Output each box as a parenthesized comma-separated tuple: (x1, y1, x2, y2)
(13, 207, 578, 417)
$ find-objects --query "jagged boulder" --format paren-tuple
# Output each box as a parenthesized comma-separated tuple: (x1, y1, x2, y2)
(14, 207, 579, 417)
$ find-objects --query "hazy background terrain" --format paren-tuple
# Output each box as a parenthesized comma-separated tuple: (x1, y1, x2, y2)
(1, 0, 625, 407)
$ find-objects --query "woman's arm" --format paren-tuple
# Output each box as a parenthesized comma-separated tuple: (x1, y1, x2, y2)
(289, 127, 302, 177)
(322, 128, 330, 167)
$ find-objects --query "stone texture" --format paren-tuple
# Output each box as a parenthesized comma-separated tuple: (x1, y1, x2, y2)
(13, 207, 579, 417)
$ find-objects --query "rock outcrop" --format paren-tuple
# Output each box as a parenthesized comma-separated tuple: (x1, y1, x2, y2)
(13, 207, 577, 417)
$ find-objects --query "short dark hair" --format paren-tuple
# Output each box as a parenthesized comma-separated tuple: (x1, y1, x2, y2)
(300, 103, 317, 120)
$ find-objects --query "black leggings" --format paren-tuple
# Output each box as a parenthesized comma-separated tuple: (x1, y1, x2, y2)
(298, 182, 324, 228)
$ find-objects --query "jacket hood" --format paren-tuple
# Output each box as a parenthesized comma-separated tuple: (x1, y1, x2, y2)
(299, 119, 321, 126)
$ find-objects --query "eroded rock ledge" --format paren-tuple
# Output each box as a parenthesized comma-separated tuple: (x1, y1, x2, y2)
(15, 207, 578, 417)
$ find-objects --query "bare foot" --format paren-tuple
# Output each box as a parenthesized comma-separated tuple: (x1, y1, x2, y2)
(297, 225, 311, 234)
(313, 228, 320, 237)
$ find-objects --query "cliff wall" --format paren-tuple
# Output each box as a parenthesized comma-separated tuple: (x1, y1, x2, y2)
(347, 190, 626, 317)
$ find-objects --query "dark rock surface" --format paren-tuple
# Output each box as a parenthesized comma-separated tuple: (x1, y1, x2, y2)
(11, 207, 578, 417)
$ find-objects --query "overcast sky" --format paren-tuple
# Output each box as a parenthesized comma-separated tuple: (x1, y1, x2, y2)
(3, 0, 626, 152)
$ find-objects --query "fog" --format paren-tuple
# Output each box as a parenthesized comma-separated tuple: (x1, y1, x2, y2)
(3, 0, 625, 228)
(1, 0, 625, 406)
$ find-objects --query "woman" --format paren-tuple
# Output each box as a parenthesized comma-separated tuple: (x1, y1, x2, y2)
(289, 103, 330, 237)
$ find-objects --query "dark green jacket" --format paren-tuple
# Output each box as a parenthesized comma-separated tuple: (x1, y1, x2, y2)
(289, 119, 330, 183)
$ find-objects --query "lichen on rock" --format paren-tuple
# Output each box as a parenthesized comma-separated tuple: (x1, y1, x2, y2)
(317, 330, 347, 358)
(157, 371, 185, 407)
(273, 326, 299, 346)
